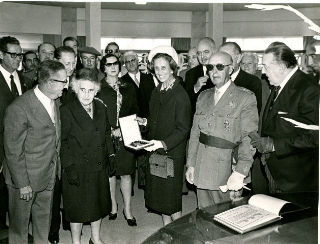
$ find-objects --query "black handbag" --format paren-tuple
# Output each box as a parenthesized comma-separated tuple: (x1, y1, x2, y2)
(149, 153, 174, 179)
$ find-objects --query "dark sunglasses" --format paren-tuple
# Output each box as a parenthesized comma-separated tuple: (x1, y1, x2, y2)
(105, 61, 120, 67)
(2, 50, 23, 59)
(50, 79, 68, 84)
(206, 63, 232, 72)
(106, 49, 119, 54)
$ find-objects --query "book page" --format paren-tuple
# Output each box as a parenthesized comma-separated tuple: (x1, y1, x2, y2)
(214, 205, 280, 233)
(248, 194, 289, 215)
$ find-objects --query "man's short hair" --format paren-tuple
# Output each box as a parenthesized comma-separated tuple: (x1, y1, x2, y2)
(23, 51, 37, 63)
(123, 50, 137, 59)
(37, 42, 56, 53)
(54, 46, 75, 60)
(221, 42, 242, 54)
(105, 42, 119, 53)
(37, 60, 65, 84)
(265, 42, 297, 68)
(63, 36, 79, 47)
(199, 37, 216, 51)
(0, 36, 20, 52)
(242, 52, 259, 64)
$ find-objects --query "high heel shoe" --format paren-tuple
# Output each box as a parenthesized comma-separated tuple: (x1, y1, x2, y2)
(122, 210, 137, 226)
(109, 203, 118, 220)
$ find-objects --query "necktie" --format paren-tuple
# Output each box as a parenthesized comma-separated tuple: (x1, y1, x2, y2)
(261, 86, 280, 131)
(10, 75, 19, 98)
(214, 89, 220, 105)
(134, 74, 139, 87)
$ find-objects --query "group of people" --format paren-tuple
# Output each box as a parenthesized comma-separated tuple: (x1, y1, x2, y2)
(0, 34, 318, 244)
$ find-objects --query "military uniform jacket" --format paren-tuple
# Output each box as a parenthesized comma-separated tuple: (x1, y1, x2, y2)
(187, 82, 258, 190)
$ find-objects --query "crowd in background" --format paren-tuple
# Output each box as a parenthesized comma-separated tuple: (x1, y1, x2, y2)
(0, 34, 319, 244)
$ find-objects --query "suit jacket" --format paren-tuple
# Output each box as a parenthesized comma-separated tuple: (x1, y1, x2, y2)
(60, 98, 114, 173)
(185, 65, 213, 114)
(262, 69, 319, 193)
(234, 69, 262, 114)
(0, 71, 29, 168)
(148, 81, 192, 159)
(3, 89, 60, 192)
(187, 82, 259, 190)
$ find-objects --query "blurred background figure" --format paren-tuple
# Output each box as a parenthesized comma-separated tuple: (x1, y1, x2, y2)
(178, 47, 199, 81)
(240, 52, 259, 76)
(63, 36, 83, 70)
(304, 40, 320, 83)
(38, 42, 56, 62)
(21, 51, 39, 85)
(98, 54, 138, 227)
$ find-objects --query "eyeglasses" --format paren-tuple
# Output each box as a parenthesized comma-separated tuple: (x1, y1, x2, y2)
(106, 49, 119, 54)
(50, 79, 68, 84)
(206, 63, 232, 72)
(2, 50, 23, 59)
(105, 61, 120, 67)
(125, 58, 137, 65)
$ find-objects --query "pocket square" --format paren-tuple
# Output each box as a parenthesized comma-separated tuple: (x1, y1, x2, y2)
(278, 111, 288, 115)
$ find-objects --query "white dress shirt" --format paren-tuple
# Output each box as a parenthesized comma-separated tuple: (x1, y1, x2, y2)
(215, 80, 232, 104)
(34, 85, 55, 123)
(128, 71, 140, 87)
(0, 65, 22, 95)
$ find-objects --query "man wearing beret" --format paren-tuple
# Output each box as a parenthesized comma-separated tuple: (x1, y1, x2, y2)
(78, 46, 105, 82)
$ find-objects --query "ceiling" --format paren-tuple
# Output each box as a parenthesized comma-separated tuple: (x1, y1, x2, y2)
(9, 1, 320, 12)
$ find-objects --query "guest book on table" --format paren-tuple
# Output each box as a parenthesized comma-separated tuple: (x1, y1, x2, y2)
(119, 114, 153, 150)
(213, 194, 302, 234)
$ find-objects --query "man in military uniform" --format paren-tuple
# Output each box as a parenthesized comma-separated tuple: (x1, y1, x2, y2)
(186, 51, 258, 208)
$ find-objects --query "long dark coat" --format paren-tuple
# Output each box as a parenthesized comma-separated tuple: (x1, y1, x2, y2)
(97, 79, 139, 175)
(145, 81, 192, 215)
(60, 98, 113, 222)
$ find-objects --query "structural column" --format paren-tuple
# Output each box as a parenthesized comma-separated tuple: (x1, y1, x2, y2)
(61, 7, 77, 43)
(191, 11, 206, 48)
(208, 3, 223, 48)
(85, 2, 101, 51)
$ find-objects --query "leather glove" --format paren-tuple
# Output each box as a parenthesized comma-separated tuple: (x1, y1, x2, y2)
(249, 132, 274, 154)
(227, 171, 246, 191)
(65, 164, 80, 187)
(108, 154, 116, 176)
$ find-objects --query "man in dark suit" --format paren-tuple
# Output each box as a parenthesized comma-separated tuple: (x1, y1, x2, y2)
(185, 37, 216, 114)
(3, 60, 66, 244)
(250, 42, 319, 194)
(0, 36, 30, 242)
(122, 51, 154, 117)
(63, 36, 83, 70)
(219, 42, 262, 114)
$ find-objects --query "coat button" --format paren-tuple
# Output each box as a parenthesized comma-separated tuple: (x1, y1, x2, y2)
(98, 162, 101, 165)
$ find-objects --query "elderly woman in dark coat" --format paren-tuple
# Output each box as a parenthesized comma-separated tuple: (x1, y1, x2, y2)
(60, 68, 114, 244)
(140, 48, 192, 226)
(97, 54, 139, 226)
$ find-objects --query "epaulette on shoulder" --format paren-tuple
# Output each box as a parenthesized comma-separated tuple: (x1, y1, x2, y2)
(94, 97, 108, 109)
(237, 86, 254, 95)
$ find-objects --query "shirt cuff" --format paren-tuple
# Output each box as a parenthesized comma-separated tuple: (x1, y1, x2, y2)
(161, 141, 168, 151)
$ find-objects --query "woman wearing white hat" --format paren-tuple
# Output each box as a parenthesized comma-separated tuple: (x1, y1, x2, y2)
(141, 46, 192, 225)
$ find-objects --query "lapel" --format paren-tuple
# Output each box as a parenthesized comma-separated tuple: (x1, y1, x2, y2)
(53, 100, 61, 147)
(213, 82, 236, 112)
(29, 89, 56, 129)
(70, 98, 96, 131)
(17, 71, 28, 93)
(263, 70, 300, 129)
(155, 80, 179, 106)
(0, 71, 13, 98)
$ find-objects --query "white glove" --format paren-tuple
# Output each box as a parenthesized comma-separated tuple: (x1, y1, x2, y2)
(144, 140, 164, 152)
(227, 171, 246, 191)
(185, 167, 195, 185)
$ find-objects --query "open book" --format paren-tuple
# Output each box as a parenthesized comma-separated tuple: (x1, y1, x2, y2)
(119, 114, 154, 150)
(214, 194, 299, 234)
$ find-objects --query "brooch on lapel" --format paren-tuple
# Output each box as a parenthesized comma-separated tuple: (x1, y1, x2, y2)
(228, 101, 235, 109)
(224, 120, 231, 131)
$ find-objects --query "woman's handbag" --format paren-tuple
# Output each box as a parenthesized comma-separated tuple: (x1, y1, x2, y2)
(149, 153, 174, 179)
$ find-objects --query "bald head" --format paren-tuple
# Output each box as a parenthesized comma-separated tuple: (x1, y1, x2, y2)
(219, 42, 242, 70)
(208, 51, 233, 88)
(197, 37, 216, 65)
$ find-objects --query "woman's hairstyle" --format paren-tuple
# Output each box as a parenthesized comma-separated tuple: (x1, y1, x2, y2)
(150, 53, 178, 75)
(71, 68, 101, 93)
(100, 54, 120, 73)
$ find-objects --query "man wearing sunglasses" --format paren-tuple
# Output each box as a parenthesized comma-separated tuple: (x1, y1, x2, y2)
(3, 60, 67, 244)
(185, 37, 216, 114)
(186, 51, 258, 208)
(0, 36, 32, 241)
